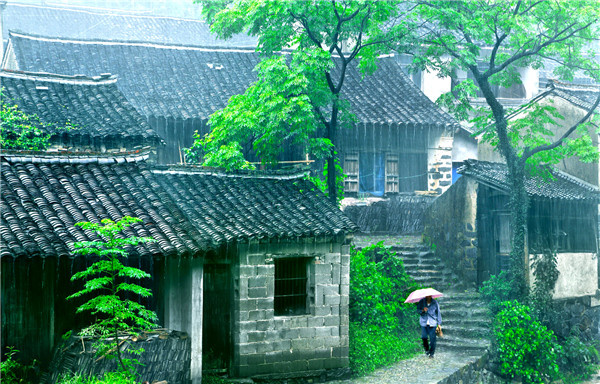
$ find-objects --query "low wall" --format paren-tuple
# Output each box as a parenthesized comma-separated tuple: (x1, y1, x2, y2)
(342, 194, 437, 234)
(43, 330, 191, 384)
(552, 296, 600, 341)
(423, 177, 478, 288)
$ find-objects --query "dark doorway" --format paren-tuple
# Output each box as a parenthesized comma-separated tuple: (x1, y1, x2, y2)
(202, 264, 231, 372)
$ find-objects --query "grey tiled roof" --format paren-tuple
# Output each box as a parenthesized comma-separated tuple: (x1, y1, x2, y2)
(1, 155, 357, 258)
(1, 70, 161, 145)
(458, 159, 600, 201)
(3, 2, 256, 47)
(7, 32, 459, 129)
(546, 80, 600, 111)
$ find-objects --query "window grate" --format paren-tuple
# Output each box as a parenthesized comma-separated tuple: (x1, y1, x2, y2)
(274, 258, 308, 316)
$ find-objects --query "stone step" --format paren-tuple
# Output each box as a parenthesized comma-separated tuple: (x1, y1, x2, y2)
(441, 318, 491, 328)
(436, 338, 490, 354)
(438, 325, 492, 339)
(441, 307, 490, 320)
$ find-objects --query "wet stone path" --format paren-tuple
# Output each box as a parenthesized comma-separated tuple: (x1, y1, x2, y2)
(327, 351, 486, 384)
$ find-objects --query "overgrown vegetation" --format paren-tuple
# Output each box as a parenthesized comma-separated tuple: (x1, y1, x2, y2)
(1, 90, 52, 151)
(56, 371, 137, 384)
(349, 242, 421, 376)
(492, 301, 561, 384)
(0, 347, 39, 384)
(482, 245, 600, 383)
(67, 217, 157, 377)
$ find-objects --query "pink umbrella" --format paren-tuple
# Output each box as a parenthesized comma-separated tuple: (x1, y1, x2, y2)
(404, 288, 443, 303)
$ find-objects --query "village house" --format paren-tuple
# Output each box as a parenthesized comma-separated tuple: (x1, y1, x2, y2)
(1, 69, 162, 153)
(1, 71, 358, 383)
(2, 31, 460, 197)
(422, 159, 600, 340)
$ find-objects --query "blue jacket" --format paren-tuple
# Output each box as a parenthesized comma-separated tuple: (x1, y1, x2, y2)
(417, 298, 442, 327)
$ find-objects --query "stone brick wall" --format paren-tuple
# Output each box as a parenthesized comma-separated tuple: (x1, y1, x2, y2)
(552, 296, 600, 341)
(428, 134, 454, 195)
(423, 176, 479, 288)
(231, 235, 351, 380)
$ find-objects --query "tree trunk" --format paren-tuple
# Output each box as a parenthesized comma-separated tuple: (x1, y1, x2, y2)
(326, 102, 339, 205)
(477, 73, 529, 300)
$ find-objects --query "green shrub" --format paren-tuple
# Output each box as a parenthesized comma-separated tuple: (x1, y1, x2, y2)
(349, 322, 420, 376)
(493, 301, 561, 384)
(0, 347, 38, 384)
(558, 335, 600, 383)
(349, 243, 421, 375)
(480, 271, 512, 315)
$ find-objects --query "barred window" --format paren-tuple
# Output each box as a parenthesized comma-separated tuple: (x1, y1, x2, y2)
(274, 258, 309, 316)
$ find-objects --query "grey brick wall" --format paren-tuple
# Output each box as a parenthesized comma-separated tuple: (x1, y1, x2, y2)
(232, 235, 350, 379)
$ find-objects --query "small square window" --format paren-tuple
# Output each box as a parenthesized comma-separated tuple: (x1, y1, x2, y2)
(274, 258, 309, 316)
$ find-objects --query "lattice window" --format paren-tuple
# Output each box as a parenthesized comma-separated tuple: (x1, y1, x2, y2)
(343, 153, 359, 193)
(385, 154, 399, 193)
(274, 258, 309, 316)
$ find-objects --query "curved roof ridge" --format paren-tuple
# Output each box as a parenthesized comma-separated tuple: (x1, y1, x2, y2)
(1, 149, 152, 165)
(8, 30, 257, 53)
(1, 68, 117, 85)
(153, 164, 310, 180)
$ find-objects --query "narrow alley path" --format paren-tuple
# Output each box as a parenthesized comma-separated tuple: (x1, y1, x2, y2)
(341, 235, 494, 384)
(327, 351, 489, 384)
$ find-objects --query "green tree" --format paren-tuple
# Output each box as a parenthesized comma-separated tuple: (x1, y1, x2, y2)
(416, 0, 600, 299)
(190, 0, 417, 203)
(67, 217, 158, 374)
(1, 90, 51, 151)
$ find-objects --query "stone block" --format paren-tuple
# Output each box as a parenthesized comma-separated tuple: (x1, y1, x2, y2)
(308, 316, 325, 327)
(257, 298, 274, 310)
(281, 328, 300, 340)
(291, 359, 309, 372)
(256, 320, 271, 332)
(248, 276, 267, 288)
(248, 310, 266, 321)
(240, 320, 259, 332)
(323, 358, 344, 369)
(272, 340, 292, 352)
(248, 254, 265, 265)
(246, 353, 265, 365)
(264, 351, 282, 364)
(300, 327, 316, 338)
(315, 327, 333, 338)
(315, 306, 331, 316)
(240, 298, 259, 311)
(239, 343, 257, 355)
(240, 266, 255, 275)
(341, 245, 351, 256)
(315, 263, 332, 275)
(324, 253, 341, 264)
(330, 306, 340, 316)
(256, 342, 274, 354)
(291, 338, 312, 350)
(324, 316, 339, 327)
(331, 264, 341, 284)
(288, 316, 308, 328)
(339, 325, 349, 337)
(248, 287, 268, 298)
(308, 359, 325, 370)
(325, 294, 341, 305)
(256, 265, 273, 276)
(247, 331, 266, 343)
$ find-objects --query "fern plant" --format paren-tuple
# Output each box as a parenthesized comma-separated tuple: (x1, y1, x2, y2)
(68, 217, 157, 374)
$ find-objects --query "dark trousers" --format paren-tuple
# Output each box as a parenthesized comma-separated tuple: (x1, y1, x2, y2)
(421, 325, 437, 356)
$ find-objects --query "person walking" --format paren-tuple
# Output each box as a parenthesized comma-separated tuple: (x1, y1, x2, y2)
(417, 295, 442, 358)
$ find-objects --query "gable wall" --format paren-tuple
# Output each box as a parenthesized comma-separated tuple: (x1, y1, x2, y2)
(231, 235, 351, 380)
